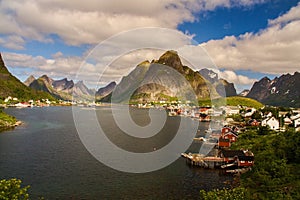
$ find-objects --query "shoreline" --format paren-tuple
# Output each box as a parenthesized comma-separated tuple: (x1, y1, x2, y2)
(0, 121, 23, 132)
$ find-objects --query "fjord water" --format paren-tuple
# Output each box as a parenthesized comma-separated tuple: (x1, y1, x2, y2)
(0, 106, 231, 199)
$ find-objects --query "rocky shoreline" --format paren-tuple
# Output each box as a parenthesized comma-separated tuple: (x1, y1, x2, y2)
(0, 108, 23, 131)
(0, 120, 22, 132)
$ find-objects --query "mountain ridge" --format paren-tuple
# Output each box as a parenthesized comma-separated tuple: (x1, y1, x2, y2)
(247, 72, 300, 107)
(27, 75, 94, 100)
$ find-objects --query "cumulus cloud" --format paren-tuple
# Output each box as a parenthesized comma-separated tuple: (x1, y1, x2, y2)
(0, 35, 26, 50)
(0, 0, 274, 89)
(201, 2, 300, 75)
(2, 52, 83, 80)
(0, 0, 267, 47)
(2, 32, 214, 89)
(218, 70, 257, 85)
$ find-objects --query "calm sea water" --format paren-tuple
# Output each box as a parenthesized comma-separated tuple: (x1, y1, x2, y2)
(0, 106, 232, 199)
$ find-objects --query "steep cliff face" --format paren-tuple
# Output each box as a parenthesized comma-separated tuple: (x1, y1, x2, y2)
(111, 60, 151, 102)
(216, 79, 237, 97)
(52, 78, 74, 92)
(24, 75, 36, 86)
(247, 72, 300, 107)
(247, 77, 272, 102)
(95, 81, 116, 98)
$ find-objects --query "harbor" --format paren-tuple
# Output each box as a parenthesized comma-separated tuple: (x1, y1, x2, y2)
(182, 126, 255, 173)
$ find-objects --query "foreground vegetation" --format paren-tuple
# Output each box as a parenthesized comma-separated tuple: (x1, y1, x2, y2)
(0, 179, 30, 200)
(200, 128, 300, 199)
(0, 108, 16, 129)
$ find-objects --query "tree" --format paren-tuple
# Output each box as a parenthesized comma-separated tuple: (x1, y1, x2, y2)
(0, 179, 30, 200)
(199, 187, 249, 200)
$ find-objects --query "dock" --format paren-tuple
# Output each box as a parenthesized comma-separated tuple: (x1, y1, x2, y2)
(181, 153, 224, 169)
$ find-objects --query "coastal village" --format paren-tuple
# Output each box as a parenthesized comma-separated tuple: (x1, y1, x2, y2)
(141, 100, 300, 173)
(2, 96, 300, 133)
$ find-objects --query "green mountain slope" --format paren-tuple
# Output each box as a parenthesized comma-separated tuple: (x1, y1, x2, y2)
(0, 53, 54, 101)
(198, 96, 264, 109)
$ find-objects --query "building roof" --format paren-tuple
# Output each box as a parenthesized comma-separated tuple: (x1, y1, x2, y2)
(238, 156, 254, 161)
(219, 138, 230, 142)
(224, 131, 238, 137)
(221, 150, 245, 158)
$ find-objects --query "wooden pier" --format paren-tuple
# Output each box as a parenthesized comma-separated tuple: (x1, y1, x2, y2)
(181, 153, 225, 169)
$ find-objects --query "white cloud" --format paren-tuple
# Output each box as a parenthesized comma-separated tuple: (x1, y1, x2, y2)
(2, 52, 82, 78)
(0, 35, 25, 50)
(218, 70, 257, 85)
(0, 0, 266, 47)
(0, 0, 272, 89)
(201, 2, 300, 75)
(268, 2, 300, 25)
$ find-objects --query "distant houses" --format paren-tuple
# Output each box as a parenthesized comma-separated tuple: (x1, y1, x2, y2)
(2, 96, 52, 107)
(222, 106, 240, 116)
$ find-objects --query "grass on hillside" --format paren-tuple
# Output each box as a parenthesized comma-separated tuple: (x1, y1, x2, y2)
(198, 96, 264, 109)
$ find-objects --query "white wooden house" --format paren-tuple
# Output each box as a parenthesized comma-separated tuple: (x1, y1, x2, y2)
(294, 116, 300, 128)
(262, 117, 279, 130)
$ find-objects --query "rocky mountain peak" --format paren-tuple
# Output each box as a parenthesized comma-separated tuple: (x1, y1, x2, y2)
(75, 80, 84, 86)
(52, 78, 74, 91)
(24, 75, 36, 86)
(40, 75, 53, 85)
(260, 76, 271, 83)
(156, 50, 183, 73)
(137, 60, 150, 67)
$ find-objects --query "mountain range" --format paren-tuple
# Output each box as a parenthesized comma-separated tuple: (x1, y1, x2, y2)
(247, 72, 300, 108)
(1, 50, 299, 107)
(21, 51, 239, 102)
(25, 75, 96, 101)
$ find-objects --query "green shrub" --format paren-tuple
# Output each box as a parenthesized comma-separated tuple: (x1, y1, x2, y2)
(0, 179, 30, 200)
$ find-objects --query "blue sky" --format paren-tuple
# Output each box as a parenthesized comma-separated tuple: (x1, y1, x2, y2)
(0, 0, 299, 92)
(179, 0, 299, 43)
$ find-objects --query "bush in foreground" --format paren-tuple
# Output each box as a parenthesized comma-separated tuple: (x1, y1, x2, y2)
(0, 178, 30, 200)
(200, 187, 249, 200)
